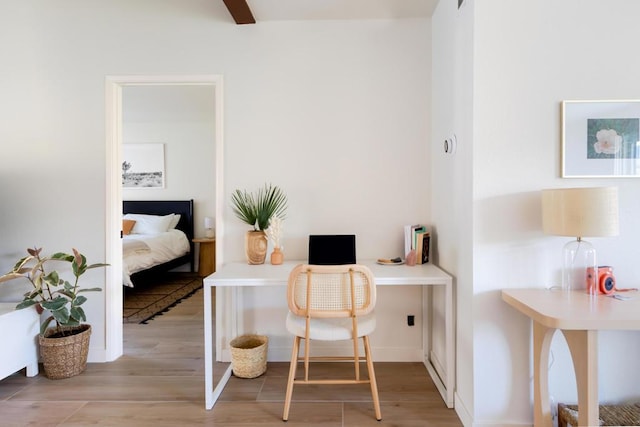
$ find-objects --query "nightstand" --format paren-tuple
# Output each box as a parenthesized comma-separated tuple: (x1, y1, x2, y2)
(193, 238, 216, 277)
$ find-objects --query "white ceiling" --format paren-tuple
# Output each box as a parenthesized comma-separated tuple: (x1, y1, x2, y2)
(243, 0, 438, 21)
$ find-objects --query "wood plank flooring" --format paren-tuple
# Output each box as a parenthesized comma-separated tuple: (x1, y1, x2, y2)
(0, 288, 462, 426)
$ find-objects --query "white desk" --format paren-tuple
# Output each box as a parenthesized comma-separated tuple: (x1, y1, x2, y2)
(204, 259, 454, 410)
(502, 288, 640, 427)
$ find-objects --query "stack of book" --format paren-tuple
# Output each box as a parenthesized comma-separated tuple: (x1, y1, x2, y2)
(403, 224, 430, 264)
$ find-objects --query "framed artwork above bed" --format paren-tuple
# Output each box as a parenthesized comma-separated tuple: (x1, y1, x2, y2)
(122, 143, 166, 188)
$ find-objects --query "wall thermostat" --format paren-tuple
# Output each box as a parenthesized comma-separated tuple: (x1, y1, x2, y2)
(444, 134, 457, 155)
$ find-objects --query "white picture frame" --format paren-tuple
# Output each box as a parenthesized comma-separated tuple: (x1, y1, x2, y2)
(562, 100, 640, 178)
(122, 143, 165, 188)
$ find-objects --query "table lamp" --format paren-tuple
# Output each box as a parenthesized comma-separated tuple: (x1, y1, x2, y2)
(541, 187, 619, 292)
(204, 216, 215, 239)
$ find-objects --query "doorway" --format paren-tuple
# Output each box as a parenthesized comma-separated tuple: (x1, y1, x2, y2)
(105, 75, 224, 361)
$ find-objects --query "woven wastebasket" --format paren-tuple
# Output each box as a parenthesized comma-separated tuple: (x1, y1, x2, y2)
(230, 334, 268, 378)
(39, 324, 91, 379)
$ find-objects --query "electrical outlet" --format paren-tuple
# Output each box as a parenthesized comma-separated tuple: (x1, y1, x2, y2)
(407, 315, 415, 326)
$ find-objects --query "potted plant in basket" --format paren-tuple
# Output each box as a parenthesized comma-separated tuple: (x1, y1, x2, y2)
(0, 247, 108, 379)
(231, 183, 287, 265)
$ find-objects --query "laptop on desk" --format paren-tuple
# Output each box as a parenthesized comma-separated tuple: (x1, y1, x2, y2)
(308, 234, 356, 265)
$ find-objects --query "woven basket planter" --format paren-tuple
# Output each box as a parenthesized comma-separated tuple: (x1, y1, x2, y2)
(230, 334, 268, 378)
(39, 324, 91, 379)
(558, 403, 640, 427)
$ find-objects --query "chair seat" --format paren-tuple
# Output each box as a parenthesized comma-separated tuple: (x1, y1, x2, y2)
(286, 311, 376, 341)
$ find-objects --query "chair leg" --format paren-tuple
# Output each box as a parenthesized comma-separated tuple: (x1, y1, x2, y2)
(303, 335, 310, 382)
(353, 331, 360, 381)
(363, 335, 382, 421)
(352, 318, 360, 381)
(283, 335, 301, 421)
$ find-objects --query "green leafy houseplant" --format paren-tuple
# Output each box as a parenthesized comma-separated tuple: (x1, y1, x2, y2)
(0, 247, 108, 336)
(231, 183, 288, 231)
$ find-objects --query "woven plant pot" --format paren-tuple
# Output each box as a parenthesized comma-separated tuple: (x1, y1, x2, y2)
(39, 324, 91, 379)
(230, 334, 268, 378)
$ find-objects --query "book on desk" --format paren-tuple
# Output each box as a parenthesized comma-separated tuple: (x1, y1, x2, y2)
(404, 224, 430, 264)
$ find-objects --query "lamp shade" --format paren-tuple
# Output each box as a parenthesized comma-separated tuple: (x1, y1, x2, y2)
(541, 187, 619, 238)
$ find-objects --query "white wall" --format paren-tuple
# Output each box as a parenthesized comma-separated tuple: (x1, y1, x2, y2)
(0, 1, 431, 365)
(122, 85, 217, 242)
(470, 0, 640, 425)
(432, 0, 475, 424)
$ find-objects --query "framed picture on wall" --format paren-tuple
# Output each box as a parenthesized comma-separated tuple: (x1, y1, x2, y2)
(562, 100, 640, 178)
(122, 143, 165, 188)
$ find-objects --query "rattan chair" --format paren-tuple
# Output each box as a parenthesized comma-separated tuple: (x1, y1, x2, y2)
(282, 264, 382, 421)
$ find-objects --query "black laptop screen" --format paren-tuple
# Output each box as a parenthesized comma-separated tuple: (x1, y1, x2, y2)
(308, 234, 356, 265)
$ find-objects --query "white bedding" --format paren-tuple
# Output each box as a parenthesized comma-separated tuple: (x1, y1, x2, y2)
(123, 229, 190, 287)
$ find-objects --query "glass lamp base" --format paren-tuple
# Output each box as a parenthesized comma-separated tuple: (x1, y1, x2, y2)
(562, 238, 597, 293)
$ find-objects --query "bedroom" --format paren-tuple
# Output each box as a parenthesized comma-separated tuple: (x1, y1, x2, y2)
(120, 84, 216, 302)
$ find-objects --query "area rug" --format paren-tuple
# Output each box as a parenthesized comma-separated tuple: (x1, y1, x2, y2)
(123, 272, 202, 324)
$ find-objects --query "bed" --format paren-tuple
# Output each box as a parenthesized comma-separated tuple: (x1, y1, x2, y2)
(122, 200, 195, 287)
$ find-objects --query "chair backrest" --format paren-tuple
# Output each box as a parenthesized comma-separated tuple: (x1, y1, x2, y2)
(287, 264, 376, 319)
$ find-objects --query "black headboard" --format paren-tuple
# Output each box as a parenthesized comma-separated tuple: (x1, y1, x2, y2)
(123, 199, 195, 272)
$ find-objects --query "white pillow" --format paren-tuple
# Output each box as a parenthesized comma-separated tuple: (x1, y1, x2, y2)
(123, 213, 174, 234)
(168, 214, 181, 230)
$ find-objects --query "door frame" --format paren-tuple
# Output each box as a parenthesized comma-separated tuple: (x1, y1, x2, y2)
(104, 75, 224, 360)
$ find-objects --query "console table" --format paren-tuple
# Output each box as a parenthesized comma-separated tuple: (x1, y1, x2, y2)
(203, 260, 454, 410)
(502, 288, 640, 427)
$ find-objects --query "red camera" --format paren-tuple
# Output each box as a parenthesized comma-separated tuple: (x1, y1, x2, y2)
(586, 266, 616, 295)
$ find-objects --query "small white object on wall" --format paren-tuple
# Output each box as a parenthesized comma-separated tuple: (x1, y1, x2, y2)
(443, 134, 457, 155)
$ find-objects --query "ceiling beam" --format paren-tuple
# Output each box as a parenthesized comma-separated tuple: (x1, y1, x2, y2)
(223, 0, 256, 25)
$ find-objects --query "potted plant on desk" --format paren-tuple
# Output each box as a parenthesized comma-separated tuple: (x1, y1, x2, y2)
(231, 183, 287, 265)
(0, 247, 108, 379)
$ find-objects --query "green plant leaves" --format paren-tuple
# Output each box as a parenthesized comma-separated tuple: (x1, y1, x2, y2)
(78, 287, 102, 293)
(42, 297, 69, 312)
(230, 183, 288, 231)
(16, 299, 38, 309)
(70, 306, 87, 323)
(0, 247, 108, 335)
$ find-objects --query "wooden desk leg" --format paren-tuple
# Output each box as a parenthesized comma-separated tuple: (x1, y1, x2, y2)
(562, 330, 598, 427)
(533, 322, 556, 427)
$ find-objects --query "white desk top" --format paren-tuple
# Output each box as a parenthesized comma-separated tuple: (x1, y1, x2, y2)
(204, 259, 452, 287)
(502, 288, 640, 330)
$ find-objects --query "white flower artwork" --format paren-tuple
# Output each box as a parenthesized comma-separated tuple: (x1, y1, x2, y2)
(562, 100, 640, 177)
(593, 128, 622, 155)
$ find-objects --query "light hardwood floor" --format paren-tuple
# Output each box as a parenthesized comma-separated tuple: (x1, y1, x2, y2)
(0, 288, 462, 426)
